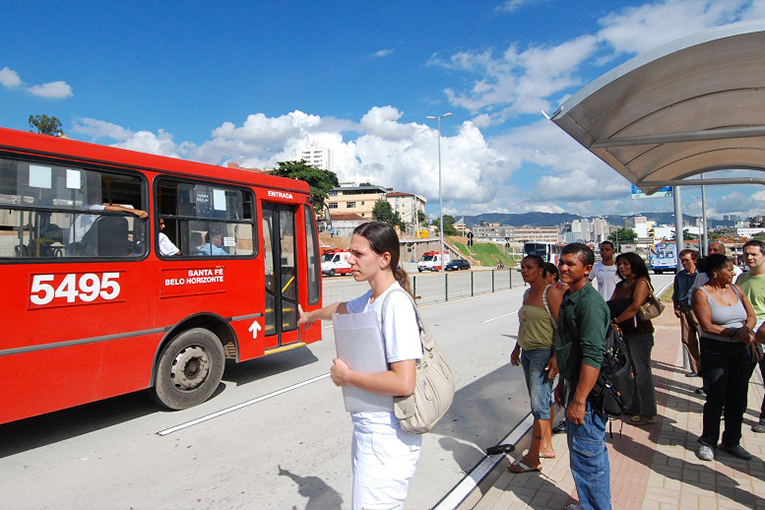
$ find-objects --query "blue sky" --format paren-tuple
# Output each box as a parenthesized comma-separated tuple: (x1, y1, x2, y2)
(3, 0, 765, 220)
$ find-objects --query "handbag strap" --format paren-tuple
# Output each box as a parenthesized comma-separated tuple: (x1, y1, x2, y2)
(524, 285, 556, 330)
(380, 287, 425, 352)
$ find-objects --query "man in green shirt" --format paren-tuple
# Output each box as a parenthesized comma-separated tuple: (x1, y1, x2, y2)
(736, 239, 765, 432)
(554, 243, 611, 510)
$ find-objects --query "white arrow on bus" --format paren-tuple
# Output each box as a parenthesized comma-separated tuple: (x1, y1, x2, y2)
(248, 320, 262, 339)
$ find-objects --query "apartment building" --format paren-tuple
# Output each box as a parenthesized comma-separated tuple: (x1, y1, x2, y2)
(326, 183, 389, 220)
(512, 225, 560, 243)
(385, 192, 427, 228)
(296, 141, 333, 172)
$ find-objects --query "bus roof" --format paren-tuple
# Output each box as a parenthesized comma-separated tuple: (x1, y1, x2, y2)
(0, 127, 311, 195)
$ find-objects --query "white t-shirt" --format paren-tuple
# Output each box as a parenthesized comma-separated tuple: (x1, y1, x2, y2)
(589, 262, 620, 301)
(158, 232, 180, 256)
(344, 282, 422, 433)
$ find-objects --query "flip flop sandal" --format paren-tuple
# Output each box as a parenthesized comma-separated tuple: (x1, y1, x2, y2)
(539, 452, 556, 459)
(486, 444, 516, 456)
(509, 459, 541, 473)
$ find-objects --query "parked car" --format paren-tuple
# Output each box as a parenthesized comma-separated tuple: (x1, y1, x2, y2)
(445, 259, 471, 271)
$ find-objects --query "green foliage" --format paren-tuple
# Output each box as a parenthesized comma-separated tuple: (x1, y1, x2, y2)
(754, 232, 765, 241)
(372, 200, 402, 228)
(683, 229, 700, 240)
(269, 161, 339, 214)
(608, 228, 638, 248)
(28, 114, 64, 136)
(431, 214, 459, 235)
(451, 239, 516, 267)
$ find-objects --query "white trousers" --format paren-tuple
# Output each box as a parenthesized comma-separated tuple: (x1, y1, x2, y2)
(351, 428, 422, 510)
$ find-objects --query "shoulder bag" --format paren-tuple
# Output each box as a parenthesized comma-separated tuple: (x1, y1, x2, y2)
(381, 288, 455, 434)
(637, 280, 665, 321)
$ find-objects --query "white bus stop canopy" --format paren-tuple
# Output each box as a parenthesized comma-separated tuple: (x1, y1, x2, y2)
(551, 20, 765, 195)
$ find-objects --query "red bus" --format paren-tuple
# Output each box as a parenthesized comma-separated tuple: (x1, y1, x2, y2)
(0, 127, 322, 424)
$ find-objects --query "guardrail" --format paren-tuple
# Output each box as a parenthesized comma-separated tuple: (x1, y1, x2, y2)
(322, 269, 514, 306)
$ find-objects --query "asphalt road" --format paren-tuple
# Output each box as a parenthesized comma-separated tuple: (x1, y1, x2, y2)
(0, 274, 674, 510)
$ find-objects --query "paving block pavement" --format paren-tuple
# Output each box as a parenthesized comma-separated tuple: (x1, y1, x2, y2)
(459, 323, 765, 510)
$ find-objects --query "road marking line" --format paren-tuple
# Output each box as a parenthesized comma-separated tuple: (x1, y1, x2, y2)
(482, 310, 518, 323)
(156, 373, 331, 436)
(432, 413, 534, 510)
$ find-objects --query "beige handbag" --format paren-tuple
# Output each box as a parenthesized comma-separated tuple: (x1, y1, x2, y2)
(382, 289, 455, 434)
(637, 280, 665, 321)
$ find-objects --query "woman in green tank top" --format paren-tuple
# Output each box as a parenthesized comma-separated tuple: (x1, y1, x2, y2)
(509, 255, 562, 473)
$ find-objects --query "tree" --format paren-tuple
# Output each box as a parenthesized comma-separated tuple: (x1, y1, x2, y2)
(28, 114, 64, 136)
(608, 228, 638, 249)
(269, 161, 339, 215)
(754, 232, 765, 242)
(431, 214, 459, 236)
(683, 229, 700, 241)
(372, 200, 402, 228)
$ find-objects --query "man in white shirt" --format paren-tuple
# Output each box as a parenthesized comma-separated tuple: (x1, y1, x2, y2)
(158, 218, 180, 256)
(692, 241, 741, 290)
(589, 241, 620, 300)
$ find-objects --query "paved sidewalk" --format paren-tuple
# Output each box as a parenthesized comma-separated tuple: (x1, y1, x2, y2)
(459, 324, 765, 510)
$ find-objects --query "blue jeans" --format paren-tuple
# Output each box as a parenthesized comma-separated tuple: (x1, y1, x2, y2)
(566, 389, 612, 510)
(521, 347, 555, 419)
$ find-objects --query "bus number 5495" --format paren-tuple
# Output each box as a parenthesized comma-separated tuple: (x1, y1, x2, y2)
(30, 272, 122, 307)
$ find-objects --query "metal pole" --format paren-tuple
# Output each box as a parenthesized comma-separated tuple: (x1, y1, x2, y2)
(445, 273, 448, 302)
(701, 174, 708, 255)
(673, 186, 684, 270)
(437, 116, 444, 273)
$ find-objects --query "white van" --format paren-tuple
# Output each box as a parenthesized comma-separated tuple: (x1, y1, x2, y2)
(417, 251, 451, 272)
(321, 251, 352, 276)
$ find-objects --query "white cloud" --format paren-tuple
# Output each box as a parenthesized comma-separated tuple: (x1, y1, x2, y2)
(28, 81, 73, 99)
(372, 49, 393, 58)
(0, 67, 21, 88)
(72, 118, 132, 141)
(114, 130, 183, 158)
(597, 0, 748, 55)
(360, 106, 415, 141)
(496, 0, 534, 12)
(0, 67, 73, 98)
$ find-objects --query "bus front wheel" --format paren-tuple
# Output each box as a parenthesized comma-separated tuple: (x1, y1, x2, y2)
(151, 328, 225, 410)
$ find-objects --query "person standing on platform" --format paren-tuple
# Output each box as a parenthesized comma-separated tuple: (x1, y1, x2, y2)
(673, 249, 701, 377)
(554, 243, 612, 510)
(737, 240, 765, 433)
(297, 221, 422, 510)
(589, 241, 620, 301)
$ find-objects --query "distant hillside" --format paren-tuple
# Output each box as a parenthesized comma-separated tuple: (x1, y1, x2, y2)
(461, 212, 732, 228)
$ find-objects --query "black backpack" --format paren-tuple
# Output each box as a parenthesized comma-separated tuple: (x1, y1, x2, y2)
(588, 324, 634, 420)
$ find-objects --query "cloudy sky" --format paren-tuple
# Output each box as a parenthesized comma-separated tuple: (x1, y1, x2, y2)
(3, 0, 765, 219)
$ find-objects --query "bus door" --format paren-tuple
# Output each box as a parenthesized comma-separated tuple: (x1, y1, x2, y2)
(262, 203, 298, 347)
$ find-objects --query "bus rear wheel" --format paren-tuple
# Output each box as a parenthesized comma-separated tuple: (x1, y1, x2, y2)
(151, 328, 225, 410)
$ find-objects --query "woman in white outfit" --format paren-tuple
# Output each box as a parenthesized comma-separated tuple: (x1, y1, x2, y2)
(298, 221, 423, 510)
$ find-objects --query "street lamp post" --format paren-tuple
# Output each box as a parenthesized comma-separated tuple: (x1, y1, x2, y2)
(426, 112, 451, 272)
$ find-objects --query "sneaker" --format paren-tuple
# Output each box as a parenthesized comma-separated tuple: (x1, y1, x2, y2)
(566, 504, 583, 510)
(552, 420, 566, 434)
(697, 444, 715, 461)
(752, 421, 765, 433)
(685, 372, 700, 377)
(719, 444, 753, 460)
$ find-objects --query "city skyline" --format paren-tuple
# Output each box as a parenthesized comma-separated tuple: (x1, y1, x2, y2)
(3, 1, 765, 219)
